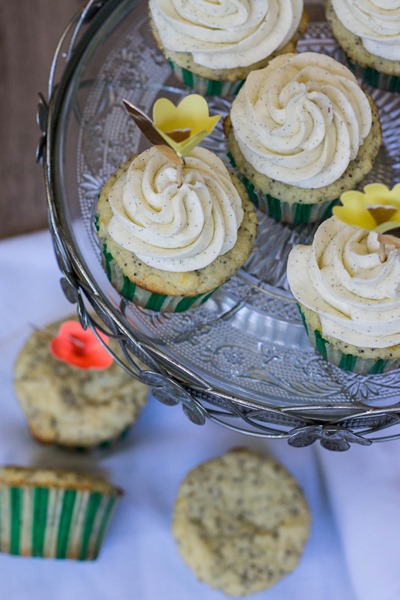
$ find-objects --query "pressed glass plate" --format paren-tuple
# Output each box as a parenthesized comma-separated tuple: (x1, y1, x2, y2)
(45, 0, 400, 444)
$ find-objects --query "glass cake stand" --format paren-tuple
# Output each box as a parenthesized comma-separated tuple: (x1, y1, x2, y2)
(38, 0, 400, 451)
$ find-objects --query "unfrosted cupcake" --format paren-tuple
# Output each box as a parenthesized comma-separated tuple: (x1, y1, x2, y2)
(0, 466, 122, 560)
(287, 216, 400, 374)
(14, 318, 149, 450)
(172, 448, 310, 596)
(225, 52, 382, 224)
(148, 0, 308, 96)
(326, 0, 400, 92)
(96, 146, 257, 312)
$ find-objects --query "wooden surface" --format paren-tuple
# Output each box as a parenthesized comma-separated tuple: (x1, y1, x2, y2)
(0, 0, 83, 239)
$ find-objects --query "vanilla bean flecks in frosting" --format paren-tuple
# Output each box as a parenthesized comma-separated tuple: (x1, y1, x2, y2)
(107, 147, 244, 273)
(287, 217, 400, 348)
(331, 0, 400, 61)
(230, 52, 372, 189)
(148, 0, 303, 69)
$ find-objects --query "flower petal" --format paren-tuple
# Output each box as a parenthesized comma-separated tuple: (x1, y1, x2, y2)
(122, 100, 166, 146)
(363, 183, 390, 197)
(153, 95, 216, 134)
(334, 184, 400, 231)
(333, 204, 376, 229)
(364, 183, 400, 209)
(153, 95, 221, 157)
(49, 320, 113, 370)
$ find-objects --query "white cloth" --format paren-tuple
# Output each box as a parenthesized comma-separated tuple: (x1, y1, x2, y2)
(0, 229, 398, 599)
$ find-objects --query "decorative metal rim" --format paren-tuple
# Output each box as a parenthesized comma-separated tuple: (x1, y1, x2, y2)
(38, 0, 400, 450)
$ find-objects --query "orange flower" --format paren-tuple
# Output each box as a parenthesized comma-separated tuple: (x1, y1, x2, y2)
(50, 321, 113, 370)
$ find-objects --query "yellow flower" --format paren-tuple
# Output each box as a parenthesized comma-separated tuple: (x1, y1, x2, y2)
(152, 94, 221, 158)
(333, 183, 400, 233)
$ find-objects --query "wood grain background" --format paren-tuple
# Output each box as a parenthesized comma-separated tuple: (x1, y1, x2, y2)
(0, 0, 83, 239)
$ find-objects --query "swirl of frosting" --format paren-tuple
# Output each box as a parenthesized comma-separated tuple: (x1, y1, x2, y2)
(331, 0, 400, 61)
(287, 217, 400, 348)
(230, 52, 372, 189)
(107, 147, 244, 273)
(149, 0, 303, 69)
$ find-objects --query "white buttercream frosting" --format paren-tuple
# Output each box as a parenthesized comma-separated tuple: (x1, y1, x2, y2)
(106, 147, 244, 273)
(149, 0, 303, 69)
(287, 216, 400, 348)
(331, 0, 400, 61)
(230, 52, 372, 189)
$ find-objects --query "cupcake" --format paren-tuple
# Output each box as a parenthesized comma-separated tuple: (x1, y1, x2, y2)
(148, 0, 308, 96)
(287, 215, 400, 374)
(14, 318, 149, 450)
(96, 146, 257, 312)
(172, 448, 310, 596)
(326, 0, 400, 93)
(0, 466, 122, 559)
(225, 52, 382, 224)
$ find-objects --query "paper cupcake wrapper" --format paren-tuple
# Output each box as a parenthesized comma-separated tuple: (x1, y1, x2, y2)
(347, 60, 400, 93)
(102, 242, 217, 312)
(56, 426, 131, 453)
(299, 308, 400, 375)
(227, 153, 337, 224)
(167, 60, 244, 97)
(0, 485, 120, 559)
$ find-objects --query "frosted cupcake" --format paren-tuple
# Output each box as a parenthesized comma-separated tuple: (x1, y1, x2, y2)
(326, 0, 400, 92)
(97, 146, 257, 311)
(14, 318, 149, 450)
(0, 466, 122, 560)
(225, 52, 382, 224)
(148, 0, 308, 96)
(287, 215, 400, 374)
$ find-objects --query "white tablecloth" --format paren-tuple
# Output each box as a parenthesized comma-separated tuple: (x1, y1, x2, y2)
(0, 229, 399, 600)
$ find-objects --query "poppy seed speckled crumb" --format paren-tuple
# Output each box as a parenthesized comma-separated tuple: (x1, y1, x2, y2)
(14, 317, 149, 449)
(172, 447, 310, 596)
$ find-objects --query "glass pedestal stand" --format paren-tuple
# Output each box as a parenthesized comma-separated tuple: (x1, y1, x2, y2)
(38, 0, 400, 451)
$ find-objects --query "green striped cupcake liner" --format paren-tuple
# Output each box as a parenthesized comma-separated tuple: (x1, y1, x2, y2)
(0, 478, 121, 560)
(167, 60, 244, 97)
(56, 426, 132, 454)
(299, 307, 400, 375)
(347, 59, 400, 93)
(226, 152, 337, 225)
(102, 242, 217, 312)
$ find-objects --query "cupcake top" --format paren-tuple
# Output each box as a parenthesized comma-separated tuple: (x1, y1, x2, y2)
(0, 466, 122, 495)
(106, 146, 244, 272)
(230, 52, 373, 189)
(330, 0, 400, 61)
(14, 318, 149, 448)
(148, 0, 304, 69)
(172, 447, 310, 596)
(287, 216, 400, 348)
